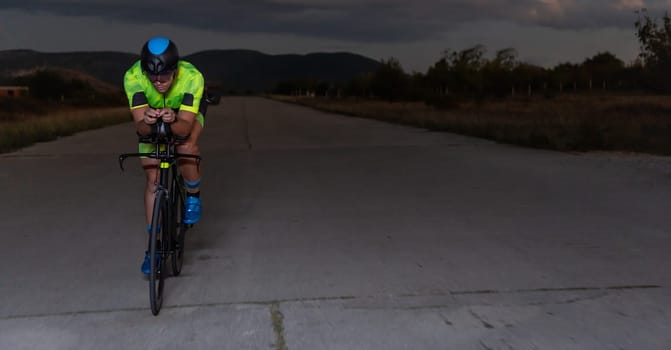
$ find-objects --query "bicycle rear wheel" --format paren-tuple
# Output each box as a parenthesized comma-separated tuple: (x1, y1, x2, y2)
(149, 192, 169, 315)
(171, 174, 186, 276)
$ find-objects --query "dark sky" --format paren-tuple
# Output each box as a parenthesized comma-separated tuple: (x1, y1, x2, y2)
(0, 0, 658, 72)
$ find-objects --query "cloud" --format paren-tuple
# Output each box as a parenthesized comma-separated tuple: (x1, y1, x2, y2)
(0, 0, 658, 43)
(0, 0, 654, 74)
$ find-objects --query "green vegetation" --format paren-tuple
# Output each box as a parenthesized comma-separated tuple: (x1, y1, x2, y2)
(274, 49, 643, 102)
(271, 11, 671, 156)
(9, 68, 126, 106)
(0, 107, 130, 154)
(635, 9, 671, 92)
(0, 68, 128, 154)
(272, 94, 671, 155)
(4, 11, 671, 156)
(274, 11, 671, 100)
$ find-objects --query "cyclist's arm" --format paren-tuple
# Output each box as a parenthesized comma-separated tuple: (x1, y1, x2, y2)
(131, 106, 161, 136)
(170, 110, 196, 138)
(126, 71, 162, 136)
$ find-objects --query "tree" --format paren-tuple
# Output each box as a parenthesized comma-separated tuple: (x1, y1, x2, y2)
(426, 56, 451, 96)
(450, 45, 487, 96)
(634, 9, 671, 91)
(482, 48, 519, 97)
(551, 63, 580, 93)
(512, 63, 548, 97)
(491, 48, 518, 71)
(635, 9, 671, 65)
(345, 73, 373, 97)
(370, 57, 409, 101)
(581, 52, 625, 90)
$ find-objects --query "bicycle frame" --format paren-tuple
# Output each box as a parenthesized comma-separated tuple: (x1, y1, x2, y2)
(119, 121, 201, 185)
(119, 127, 201, 231)
(118, 125, 201, 171)
(118, 120, 201, 315)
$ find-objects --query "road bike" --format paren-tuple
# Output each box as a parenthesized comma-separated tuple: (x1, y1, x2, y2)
(119, 120, 201, 315)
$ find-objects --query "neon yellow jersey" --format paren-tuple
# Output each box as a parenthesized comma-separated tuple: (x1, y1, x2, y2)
(123, 60, 204, 115)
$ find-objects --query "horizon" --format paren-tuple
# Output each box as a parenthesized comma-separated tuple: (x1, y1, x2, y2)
(0, 44, 640, 73)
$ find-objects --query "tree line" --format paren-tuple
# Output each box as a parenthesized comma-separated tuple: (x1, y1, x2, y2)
(275, 10, 671, 106)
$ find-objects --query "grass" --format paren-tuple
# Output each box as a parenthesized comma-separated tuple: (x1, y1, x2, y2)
(270, 94, 671, 155)
(0, 107, 130, 154)
(4, 94, 671, 156)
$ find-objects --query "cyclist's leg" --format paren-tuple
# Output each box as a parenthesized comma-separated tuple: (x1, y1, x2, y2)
(176, 117, 203, 224)
(140, 142, 160, 226)
(176, 115, 203, 189)
(139, 142, 161, 273)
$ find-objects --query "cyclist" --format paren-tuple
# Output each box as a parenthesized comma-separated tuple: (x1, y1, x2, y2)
(123, 36, 206, 274)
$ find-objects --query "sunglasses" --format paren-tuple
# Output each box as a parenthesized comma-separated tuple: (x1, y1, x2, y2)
(145, 70, 175, 83)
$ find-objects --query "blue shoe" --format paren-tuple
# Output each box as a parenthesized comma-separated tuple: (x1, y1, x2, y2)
(141, 252, 160, 275)
(184, 196, 201, 224)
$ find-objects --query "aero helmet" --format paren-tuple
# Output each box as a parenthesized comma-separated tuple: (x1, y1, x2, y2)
(140, 37, 179, 75)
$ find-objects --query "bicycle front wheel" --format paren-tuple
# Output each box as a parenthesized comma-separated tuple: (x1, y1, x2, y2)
(149, 191, 169, 315)
(171, 174, 186, 276)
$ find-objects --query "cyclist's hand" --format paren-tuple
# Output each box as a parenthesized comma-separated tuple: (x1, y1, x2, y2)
(143, 109, 160, 125)
(159, 108, 176, 123)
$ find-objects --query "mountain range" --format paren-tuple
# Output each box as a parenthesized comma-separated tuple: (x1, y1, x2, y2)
(0, 49, 381, 93)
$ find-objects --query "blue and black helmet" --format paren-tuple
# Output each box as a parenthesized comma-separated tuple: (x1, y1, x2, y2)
(140, 37, 179, 75)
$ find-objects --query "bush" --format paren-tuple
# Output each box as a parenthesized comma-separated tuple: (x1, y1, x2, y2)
(424, 94, 460, 110)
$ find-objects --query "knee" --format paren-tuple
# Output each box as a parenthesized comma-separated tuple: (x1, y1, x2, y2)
(178, 142, 200, 155)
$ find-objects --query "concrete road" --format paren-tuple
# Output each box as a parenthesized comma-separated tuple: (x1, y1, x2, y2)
(1, 97, 670, 349)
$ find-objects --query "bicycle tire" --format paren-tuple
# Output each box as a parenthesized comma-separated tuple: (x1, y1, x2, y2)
(171, 174, 186, 276)
(149, 191, 168, 315)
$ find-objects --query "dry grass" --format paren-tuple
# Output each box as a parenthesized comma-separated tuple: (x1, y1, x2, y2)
(0, 107, 130, 154)
(271, 94, 671, 155)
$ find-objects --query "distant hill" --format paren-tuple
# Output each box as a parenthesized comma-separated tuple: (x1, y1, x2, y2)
(9, 66, 121, 96)
(0, 50, 137, 88)
(0, 49, 381, 93)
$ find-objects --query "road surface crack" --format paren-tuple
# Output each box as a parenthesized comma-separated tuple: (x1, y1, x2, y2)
(1, 284, 661, 321)
(270, 302, 288, 350)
